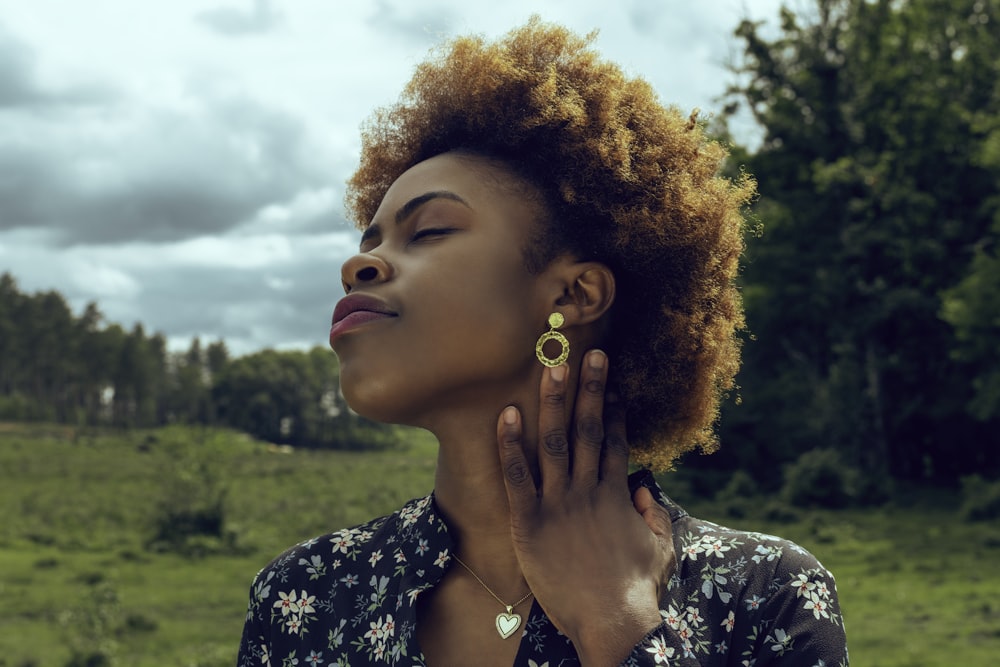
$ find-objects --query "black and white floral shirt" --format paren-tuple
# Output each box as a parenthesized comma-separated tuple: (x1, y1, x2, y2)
(238, 471, 848, 666)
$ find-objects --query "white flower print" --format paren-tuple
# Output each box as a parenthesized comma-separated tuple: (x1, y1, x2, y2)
(274, 591, 298, 617)
(804, 593, 830, 619)
(382, 614, 395, 638)
(662, 604, 682, 630)
(708, 539, 732, 558)
(677, 620, 693, 644)
(365, 619, 384, 644)
(721, 610, 735, 633)
(793, 573, 816, 598)
(297, 592, 316, 616)
(682, 541, 706, 561)
(238, 479, 847, 667)
(330, 532, 356, 555)
(645, 636, 675, 664)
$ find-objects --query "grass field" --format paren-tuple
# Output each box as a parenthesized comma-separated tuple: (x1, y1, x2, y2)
(1, 423, 997, 666)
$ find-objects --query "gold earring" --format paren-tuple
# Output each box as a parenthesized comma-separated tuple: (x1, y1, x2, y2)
(535, 312, 569, 367)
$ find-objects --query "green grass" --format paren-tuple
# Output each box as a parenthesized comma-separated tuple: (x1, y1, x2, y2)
(1, 422, 997, 666)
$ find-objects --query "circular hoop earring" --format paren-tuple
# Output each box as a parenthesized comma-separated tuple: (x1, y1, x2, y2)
(535, 312, 569, 368)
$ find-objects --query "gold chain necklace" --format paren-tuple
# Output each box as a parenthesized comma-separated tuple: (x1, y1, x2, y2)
(451, 554, 533, 639)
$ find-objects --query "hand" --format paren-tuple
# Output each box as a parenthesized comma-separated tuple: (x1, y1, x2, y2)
(497, 350, 677, 666)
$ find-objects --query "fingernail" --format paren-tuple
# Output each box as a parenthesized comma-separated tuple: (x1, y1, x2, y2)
(589, 350, 606, 369)
(502, 406, 518, 424)
(549, 365, 566, 382)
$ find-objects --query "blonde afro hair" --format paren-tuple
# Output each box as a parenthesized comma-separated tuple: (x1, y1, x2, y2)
(346, 18, 756, 470)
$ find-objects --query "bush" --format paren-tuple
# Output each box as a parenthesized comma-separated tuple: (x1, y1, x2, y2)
(716, 469, 759, 502)
(145, 445, 235, 556)
(714, 470, 760, 518)
(781, 448, 856, 509)
(761, 499, 802, 523)
(960, 475, 1000, 521)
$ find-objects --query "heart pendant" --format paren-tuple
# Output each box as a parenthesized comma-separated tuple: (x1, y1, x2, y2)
(495, 611, 522, 639)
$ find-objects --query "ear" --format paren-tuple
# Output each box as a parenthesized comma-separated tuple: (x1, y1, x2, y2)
(550, 259, 616, 327)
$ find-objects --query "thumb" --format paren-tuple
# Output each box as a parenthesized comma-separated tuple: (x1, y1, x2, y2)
(632, 486, 673, 539)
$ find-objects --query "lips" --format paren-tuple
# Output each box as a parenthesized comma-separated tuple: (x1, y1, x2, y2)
(329, 294, 397, 344)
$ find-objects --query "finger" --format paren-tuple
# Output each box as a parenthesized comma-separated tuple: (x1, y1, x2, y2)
(632, 487, 672, 539)
(600, 388, 629, 485)
(571, 349, 608, 486)
(537, 364, 571, 494)
(497, 406, 538, 520)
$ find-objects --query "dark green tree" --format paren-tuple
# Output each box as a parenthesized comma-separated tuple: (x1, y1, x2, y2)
(715, 0, 1000, 482)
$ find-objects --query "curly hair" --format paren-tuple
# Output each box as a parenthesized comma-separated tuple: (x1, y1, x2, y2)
(345, 18, 756, 470)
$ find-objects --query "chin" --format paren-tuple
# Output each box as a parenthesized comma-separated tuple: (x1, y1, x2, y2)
(339, 366, 416, 427)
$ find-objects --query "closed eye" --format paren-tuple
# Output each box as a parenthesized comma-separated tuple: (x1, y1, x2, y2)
(410, 228, 454, 242)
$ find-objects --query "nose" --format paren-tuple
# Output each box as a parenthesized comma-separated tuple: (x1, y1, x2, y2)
(340, 251, 392, 293)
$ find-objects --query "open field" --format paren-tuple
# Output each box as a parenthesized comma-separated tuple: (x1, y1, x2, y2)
(1, 423, 998, 666)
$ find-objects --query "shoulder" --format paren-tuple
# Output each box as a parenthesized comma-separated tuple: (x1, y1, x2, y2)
(671, 513, 842, 619)
(632, 471, 847, 663)
(239, 494, 443, 664)
(249, 494, 434, 592)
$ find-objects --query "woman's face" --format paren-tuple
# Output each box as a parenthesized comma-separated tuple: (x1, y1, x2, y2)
(331, 152, 557, 427)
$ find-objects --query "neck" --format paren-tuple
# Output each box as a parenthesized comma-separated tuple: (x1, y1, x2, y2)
(416, 359, 581, 594)
(420, 363, 572, 592)
(429, 404, 536, 594)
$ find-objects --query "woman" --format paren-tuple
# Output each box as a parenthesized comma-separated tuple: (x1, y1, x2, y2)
(238, 20, 848, 667)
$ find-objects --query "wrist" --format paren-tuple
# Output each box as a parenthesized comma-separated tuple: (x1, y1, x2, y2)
(573, 607, 663, 667)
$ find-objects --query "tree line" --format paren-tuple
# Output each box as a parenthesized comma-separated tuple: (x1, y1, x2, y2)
(0, 272, 389, 449)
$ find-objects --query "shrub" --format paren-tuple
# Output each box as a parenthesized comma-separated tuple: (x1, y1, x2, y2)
(960, 475, 1000, 521)
(716, 469, 759, 502)
(761, 499, 802, 523)
(145, 445, 234, 556)
(781, 448, 856, 509)
(714, 469, 760, 518)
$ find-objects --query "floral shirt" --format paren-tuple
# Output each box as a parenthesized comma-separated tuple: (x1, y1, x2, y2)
(238, 471, 848, 666)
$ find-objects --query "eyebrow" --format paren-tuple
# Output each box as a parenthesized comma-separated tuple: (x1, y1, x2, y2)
(360, 191, 471, 246)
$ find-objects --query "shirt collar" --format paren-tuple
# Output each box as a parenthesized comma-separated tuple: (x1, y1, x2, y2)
(392, 468, 686, 584)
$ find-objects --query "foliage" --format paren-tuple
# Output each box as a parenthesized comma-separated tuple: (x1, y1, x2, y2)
(708, 0, 1000, 483)
(714, 469, 760, 517)
(145, 435, 235, 557)
(781, 448, 856, 509)
(960, 474, 1000, 521)
(941, 242, 1000, 420)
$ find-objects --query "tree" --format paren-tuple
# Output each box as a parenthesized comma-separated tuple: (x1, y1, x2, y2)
(715, 0, 1000, 482)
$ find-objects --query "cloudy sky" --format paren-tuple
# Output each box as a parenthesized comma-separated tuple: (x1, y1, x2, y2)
(0, 0, 783, 355)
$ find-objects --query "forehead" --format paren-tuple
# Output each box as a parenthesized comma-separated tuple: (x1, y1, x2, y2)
(369, 152, 544, 229)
